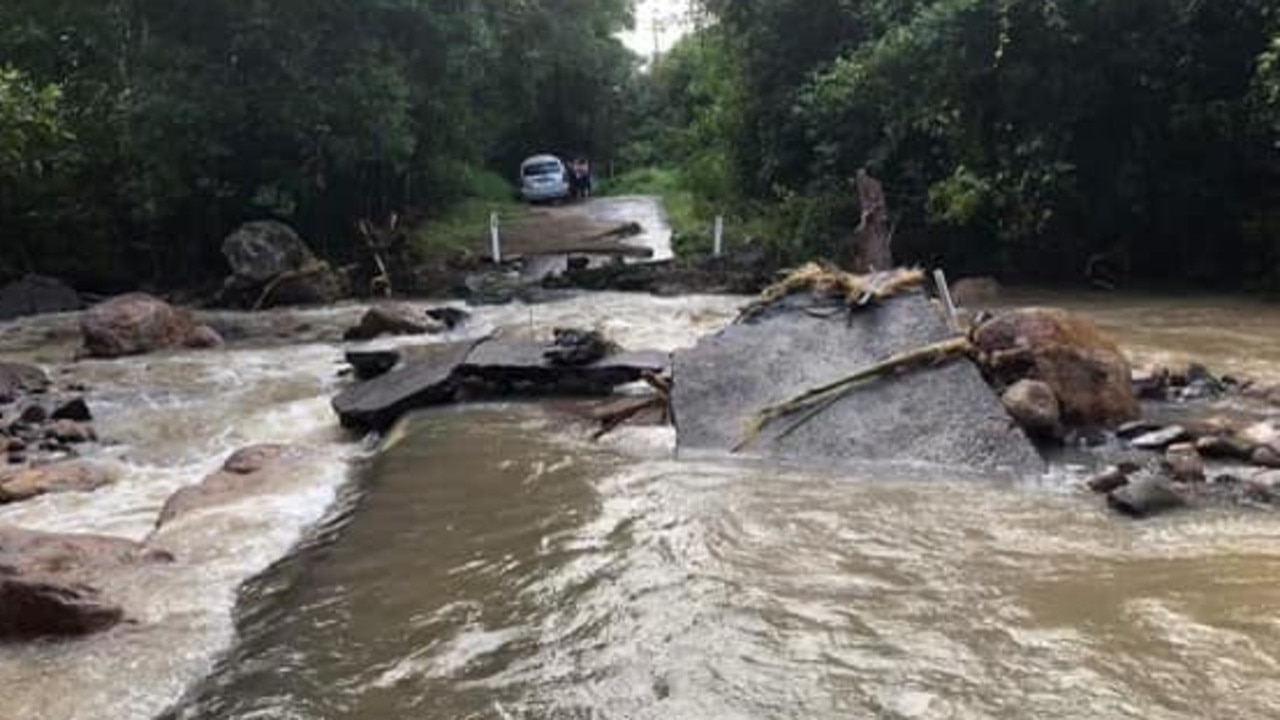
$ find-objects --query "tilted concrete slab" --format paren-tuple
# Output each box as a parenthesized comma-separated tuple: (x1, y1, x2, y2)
(672, 292, 1045, 476)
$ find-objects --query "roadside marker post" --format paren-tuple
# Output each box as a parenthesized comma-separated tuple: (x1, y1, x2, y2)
(933, 269, 960, 333)
(714, 215, 724, 257)
(490, 212, 502, 265)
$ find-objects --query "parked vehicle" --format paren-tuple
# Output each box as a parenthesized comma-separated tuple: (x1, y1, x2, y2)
(519, 154, 570, 203)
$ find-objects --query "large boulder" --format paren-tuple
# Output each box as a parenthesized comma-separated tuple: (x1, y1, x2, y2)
(0, 275, 82, 321)
(672, 292, 1044, 475)
(79, 293, 222, 358)
(974, 308, 1139, 428)
(221, 220, 315, 284)
(0, 527, 172, 640)
(156, 444, 315, 527)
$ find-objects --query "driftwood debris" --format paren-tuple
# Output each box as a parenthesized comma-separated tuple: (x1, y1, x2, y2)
(736, 336, 973, 451)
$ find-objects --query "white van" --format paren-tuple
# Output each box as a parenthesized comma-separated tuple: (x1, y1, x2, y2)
(519, 155, 570, 203)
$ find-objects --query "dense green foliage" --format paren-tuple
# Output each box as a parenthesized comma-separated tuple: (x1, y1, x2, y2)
(5, 0, 1279, 291)
(636, 0, 1280, 287)
(0, 0, 637, 288)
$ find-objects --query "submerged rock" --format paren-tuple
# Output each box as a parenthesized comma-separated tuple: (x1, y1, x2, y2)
(79, 293, 221, 358)
(672, 292, 1044, 474)
(0, 274, 82, 321)
(0, 527, 171, 640)
(1107, 474, 1186, 518)
(0, 460, 118, 504)
(975, 308, 1139, 428)
(156, 444, 314, 527)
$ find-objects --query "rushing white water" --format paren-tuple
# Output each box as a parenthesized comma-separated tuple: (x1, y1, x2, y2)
(0, 292, 745, 720)
(2, 288, 1280, 720)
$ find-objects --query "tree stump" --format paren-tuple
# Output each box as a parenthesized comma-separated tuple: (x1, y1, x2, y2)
(851, 169, 894, 273)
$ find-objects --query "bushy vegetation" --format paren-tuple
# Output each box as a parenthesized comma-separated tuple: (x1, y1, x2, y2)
(633, 0, 1280, 288)
(0, 0, 637, 289)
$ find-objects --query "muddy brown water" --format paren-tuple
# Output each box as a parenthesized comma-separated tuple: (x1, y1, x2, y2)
(2, 291, 1279, 720)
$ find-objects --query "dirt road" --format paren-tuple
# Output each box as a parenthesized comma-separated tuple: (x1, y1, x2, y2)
(485, 195, 673, 265)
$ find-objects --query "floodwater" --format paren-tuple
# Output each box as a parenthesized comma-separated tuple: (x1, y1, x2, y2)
(0, 289, 1278, 720)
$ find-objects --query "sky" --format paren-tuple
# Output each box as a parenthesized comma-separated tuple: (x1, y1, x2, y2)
(619, 0, 694, 57)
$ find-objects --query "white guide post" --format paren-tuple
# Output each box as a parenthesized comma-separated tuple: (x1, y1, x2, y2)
(490, 211, 502, 265)
(714, 215, 725, 257)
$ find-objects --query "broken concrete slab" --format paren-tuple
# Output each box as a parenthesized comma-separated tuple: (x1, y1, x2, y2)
(671, 292, 1044, 475)
(332, 340, 480, 432)
(332, 335, 671, 433)
(459, 340, 669, 398)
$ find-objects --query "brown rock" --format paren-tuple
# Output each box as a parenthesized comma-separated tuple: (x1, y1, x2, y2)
(0, 460, 118, 503)
(343, 305, 445, 342)
(184, 325, 225, 350)
(156, 444, 308, 527)
(0, 526, 171, 639)
(1087, 466, 1131, 494)
(974, 308, 1139, 428)
(47, 420, 96, 444)
(1195, 435, 1254, 461)
(80, 293, 199, 358)
(1163, 443, 1206, 483)
(1001, 379, 1062, 439)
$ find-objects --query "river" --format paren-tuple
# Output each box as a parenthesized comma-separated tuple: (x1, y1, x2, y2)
(1, 291, 1279, 720)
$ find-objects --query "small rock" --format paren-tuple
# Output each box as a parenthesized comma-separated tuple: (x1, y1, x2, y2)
(1195, 435, 1254, 461)
(1129, 425, 1189, 450)
(184, 325, 225, 350)
(544, 328, 619, 368)
(6, 437, 26, 453)
(1130, 365, 1170, 400)
(1001, 380, 1062, 440)
(425, 306, 470, 330)
(8, 453, 26, 465)
(345, 350, 401, 381)
(50, 397, 92, 422)
(1163, 443, 1206, 483)
(1107, 475, 1187, 519)
(18, 404, 48, 424)
(1087, 466, 1131, 494)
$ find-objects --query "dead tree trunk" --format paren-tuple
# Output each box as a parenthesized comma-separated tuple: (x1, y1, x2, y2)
(851, 169, 894, 273)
